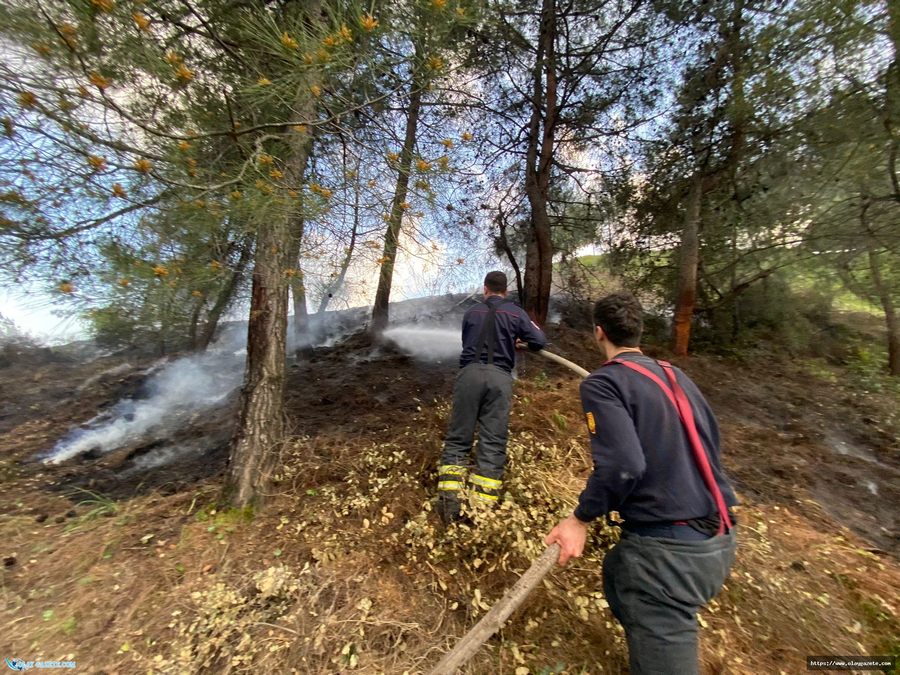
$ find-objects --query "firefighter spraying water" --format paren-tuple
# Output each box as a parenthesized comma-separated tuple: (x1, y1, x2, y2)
(430, 290, 738, 675)
(434, 271, 547, 523)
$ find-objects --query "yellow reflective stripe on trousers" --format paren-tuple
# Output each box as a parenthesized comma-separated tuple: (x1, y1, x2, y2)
(472, 492, 499, 502)
(469, 474, 502, 489)
(437, 480, 464, 491)
(438, 465, 467, 477)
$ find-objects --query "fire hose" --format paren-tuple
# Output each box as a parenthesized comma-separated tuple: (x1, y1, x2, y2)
(533, 347, 590, 378)
(429, 348, 589, 675)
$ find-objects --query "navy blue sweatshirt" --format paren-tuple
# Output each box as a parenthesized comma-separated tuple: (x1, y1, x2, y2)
(574, 353, 738, 524)
(459, 296, 547, 373)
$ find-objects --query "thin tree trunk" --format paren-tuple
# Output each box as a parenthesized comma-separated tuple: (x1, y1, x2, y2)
(523, 0, 557, 326)
(371, 58, 423, 334)
(286, 133, 313, 349)
(730, 221, 740, 341)
(672, 172, 703, 356)
(868, 248, 900, 376)
(495, 209, 524, 300)
(317, 157, 360, 314)
(886, 0, 900, 201)
(188, 295, 205, 350)
(671, 0, 746, 356)
(158, 293, 176, 356)
(287, 204, 310, 351)
(290, 268, 310, 349)
(198, 233, 253, 350)
(862, 198, 900, 376)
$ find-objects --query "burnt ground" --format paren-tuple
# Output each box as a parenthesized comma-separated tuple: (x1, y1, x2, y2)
(2, 324, 897, 552)
(549, 327, 900, 555)
(285, 331, 455, 435)
(0, 321, 898, 674)
(0, 349, 235, 505)
(686, 353, 899, 555)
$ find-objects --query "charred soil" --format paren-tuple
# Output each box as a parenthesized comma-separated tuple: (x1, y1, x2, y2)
(0, 324, 898, 674)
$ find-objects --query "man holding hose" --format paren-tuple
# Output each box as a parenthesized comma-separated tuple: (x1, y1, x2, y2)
(545, 292, 738, 675)
(437, 271, 546, 524)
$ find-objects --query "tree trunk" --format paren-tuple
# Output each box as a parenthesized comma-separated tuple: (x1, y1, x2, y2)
(290, 269, 310, 349)
(226, 0, 325, 504)
(861, 196, 900, 376)
(371, 60, 423, 334)
(495, 209, 524, 301)
(198, 234, 253, 350)
(317, 160, 360, 314)
(286, 133, 313, 350)
(287, 209, 311, 351)
(225, 212, 291, 507)
(672, 172, 703, 356)
(869, 248, 900, 376)
(886, 0, 900, 201)
(158, 294, 176, 356)
(522, 0, 557, 326)
(188, 294, 205, 350)
(225, 88, 317, 506)
(671, 0, 746, 356)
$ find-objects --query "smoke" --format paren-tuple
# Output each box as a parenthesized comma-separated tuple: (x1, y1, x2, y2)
(75, 362, 134, 394)
(121, 439, 213, 474)
(43, 348, 244, 465)
(43, 307, 365, 467)
(285, 306, 370, 352)
(42, 294, 474, 467)
(382, 326, 461, 361)
(284, 292, 476, 353)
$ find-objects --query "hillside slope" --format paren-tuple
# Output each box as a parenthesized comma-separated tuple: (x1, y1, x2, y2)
(0, 325, 897, 674)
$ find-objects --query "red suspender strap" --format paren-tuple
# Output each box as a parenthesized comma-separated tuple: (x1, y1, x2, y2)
(608, 358, 733, 535)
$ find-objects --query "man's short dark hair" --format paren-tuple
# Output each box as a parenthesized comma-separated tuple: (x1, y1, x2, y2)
(484, 271, 508, 293)
(593, 292, 643, 347)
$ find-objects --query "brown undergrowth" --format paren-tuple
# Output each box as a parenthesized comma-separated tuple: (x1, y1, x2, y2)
(1, 326, 897, 674)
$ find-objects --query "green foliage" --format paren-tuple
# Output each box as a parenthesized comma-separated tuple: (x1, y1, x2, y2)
(0, 0, 894, 362)
(550, 410, 567, 431)
(195, 504, 255, 526)
(60, 616, 78, 635)
(0, 0, 491, 344)
(602, 0, 899, 366)
(843, 344, 900, 395)
(65, 487, 118, 530)
(198, 505, 256, 543)
(537, 664, 568, 675)
(691, 274, 836, 355)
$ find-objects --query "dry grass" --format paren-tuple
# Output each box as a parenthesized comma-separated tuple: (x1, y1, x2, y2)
(1, 333, 898, 674)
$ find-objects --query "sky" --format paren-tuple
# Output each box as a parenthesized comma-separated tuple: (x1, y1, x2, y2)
(0, 255, 492, 345)
(0, 286, 89, 343)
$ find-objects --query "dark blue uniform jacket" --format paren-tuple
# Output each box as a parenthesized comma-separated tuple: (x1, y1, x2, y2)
(459, 296, 547, 373)
(574, 353, 738, 524)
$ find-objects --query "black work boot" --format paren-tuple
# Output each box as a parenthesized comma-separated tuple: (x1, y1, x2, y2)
(437, 492, 462, 525)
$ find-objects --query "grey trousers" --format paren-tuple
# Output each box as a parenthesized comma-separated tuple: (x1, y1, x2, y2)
(603, 529, 738, 675)
(440, 363, 513, 480)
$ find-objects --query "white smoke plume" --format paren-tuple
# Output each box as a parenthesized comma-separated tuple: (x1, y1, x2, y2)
(121, 439, 212, 474)
(43, 348, 244, 465)
(42, 296, 474, 467)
